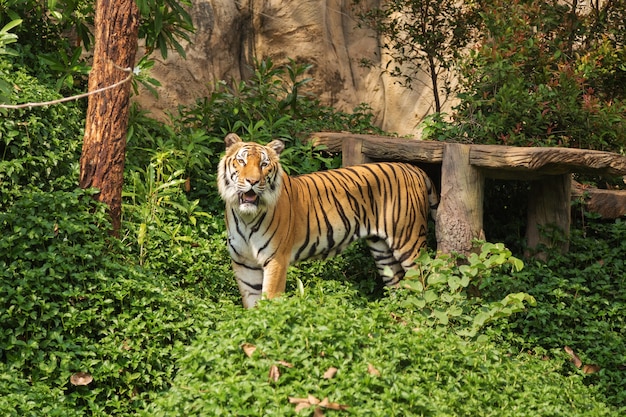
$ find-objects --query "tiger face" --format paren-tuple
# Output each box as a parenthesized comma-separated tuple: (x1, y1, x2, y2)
(217, 133, 285, 216)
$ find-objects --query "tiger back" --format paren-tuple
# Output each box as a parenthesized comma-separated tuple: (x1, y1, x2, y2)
(218, 133, 438, 308)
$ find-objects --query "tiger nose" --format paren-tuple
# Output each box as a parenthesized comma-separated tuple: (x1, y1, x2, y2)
(247, 177, 260, 186)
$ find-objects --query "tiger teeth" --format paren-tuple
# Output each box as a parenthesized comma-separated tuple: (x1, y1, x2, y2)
(240, 191, 258, 205)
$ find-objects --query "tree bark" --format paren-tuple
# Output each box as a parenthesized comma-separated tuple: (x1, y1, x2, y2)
(79, 0, 139, 235)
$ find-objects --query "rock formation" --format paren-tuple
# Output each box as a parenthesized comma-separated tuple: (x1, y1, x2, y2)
(133, 0, 446, 136)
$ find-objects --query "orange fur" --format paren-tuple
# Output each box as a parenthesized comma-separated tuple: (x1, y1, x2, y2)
(218, 134, 437, 308)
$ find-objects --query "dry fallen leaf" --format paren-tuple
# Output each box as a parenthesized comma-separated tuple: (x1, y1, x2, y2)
(313, 408, 325, 417)
(564, 346, 583, 368)
(276, 360, 294, 368)
(289, 395, 349, 414)
(323, 366, 338, 379)
(390, 312, 407, 325)
(70, 372, 93, 386)
(241, 343, 257, 358)
(367, 363, 380, 377)
(269, 364, 280, 382)
(583, 364, 601, 374)
(318, 397, 349, 410)
(289, 396, 314, 413)
(565, 346, 600, 373)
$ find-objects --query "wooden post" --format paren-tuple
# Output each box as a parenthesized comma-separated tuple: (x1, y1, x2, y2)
(526, 174, 571, 259)
(341, 137, 371, 166)
(436, 143, 485, 255)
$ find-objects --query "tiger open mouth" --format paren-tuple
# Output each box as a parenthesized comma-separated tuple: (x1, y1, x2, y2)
(240, 190, 259, 205)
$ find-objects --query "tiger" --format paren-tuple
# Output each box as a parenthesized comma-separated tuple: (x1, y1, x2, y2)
(217, 133, 438, 308)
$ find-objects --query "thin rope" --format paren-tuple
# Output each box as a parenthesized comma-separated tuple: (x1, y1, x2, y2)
(0, 66, 134, 110)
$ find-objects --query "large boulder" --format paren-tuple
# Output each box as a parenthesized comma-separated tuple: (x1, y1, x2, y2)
(133, 0, 443, 135)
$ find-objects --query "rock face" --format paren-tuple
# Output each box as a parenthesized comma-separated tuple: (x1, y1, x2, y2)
(133, 0, 443, 136)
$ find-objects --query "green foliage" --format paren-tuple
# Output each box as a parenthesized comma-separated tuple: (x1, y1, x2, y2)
(401, 242, 532, 337)
(1, 0, 193, 98)
(486, 216, 626, 406)
(422, 0, 626, 151)
(144, 287, 614, 416)
(0, 188, 240, 416)
(0, 17, 20, 104)
(135, 0, 194, 59)
(354, 0, 477, 112)
(0, 18, 20, 55)
(0, 60, 84, 207)
(1, 0, 93, 92)
(178, 57, 384, 145)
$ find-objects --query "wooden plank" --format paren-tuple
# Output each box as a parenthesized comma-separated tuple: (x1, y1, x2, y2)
(470, 145, 626, 176)
(309, 132, 345, 153)
(572, 180, 626, 219)
(310, 132, 444, 163)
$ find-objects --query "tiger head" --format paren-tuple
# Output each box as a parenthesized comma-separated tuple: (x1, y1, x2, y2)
(218, 133, 285, 216)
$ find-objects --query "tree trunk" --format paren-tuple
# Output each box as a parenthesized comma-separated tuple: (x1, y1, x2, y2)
(79, 0, 139, 235)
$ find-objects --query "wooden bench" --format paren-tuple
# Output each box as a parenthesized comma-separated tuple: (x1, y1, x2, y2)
(310, 132, 626, 258)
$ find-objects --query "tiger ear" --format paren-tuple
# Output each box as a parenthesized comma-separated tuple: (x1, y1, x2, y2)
(224, 133, 242, 149)
(267, 140, 285, 155)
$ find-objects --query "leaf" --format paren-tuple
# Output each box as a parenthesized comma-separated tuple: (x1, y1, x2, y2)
(564, 346, 583, 368)
(323, 367, 338, 379)
(70, 372, 93, 386)
(423, 289, 438, 303)
(583, 364, 601, 374)
(367, 363, 380, 376)
(241, 343, 257, 358)
(433, 309, 449, 325)
(289, 397, 313, 413)
(318, 397, 349, 410)
(269, 364, 280, 382)
(289, 395, 349, 414)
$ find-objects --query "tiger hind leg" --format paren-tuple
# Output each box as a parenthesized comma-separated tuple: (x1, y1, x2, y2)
(365, 237, 405, 286)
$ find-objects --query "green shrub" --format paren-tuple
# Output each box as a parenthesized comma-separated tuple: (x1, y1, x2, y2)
(400, 242, 532, 338)
(144, 285, 614, 416)
(0, 188, 237, 415)
(421, 0, 626, 151)
(485, 216, 626, 407)
(0, 60, 85, 208)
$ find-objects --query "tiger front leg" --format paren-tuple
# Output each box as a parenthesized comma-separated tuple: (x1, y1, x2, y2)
(261, 257, 288, 302)
(232, 261, 264, 309)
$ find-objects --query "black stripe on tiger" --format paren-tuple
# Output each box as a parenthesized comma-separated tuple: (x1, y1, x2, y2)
(218, 134, 437, 308)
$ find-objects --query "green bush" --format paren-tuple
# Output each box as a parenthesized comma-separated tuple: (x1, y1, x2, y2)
(0, 60, 85, 208)
(420, 0, 626, 151)
(485, 216, 626, 407)
(0, 188, 240, 415)
(144, 286, 614, 416)
(401, 242, 532, 338)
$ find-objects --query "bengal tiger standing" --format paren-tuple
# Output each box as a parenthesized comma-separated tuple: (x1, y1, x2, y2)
(218, 133, 438, 308)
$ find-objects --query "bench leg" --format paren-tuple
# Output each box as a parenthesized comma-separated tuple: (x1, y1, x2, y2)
(526, 174, 571, 259)
(435, 143, 485, 255)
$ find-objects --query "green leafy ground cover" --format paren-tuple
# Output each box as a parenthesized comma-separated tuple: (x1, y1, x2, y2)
(2, 47, 625, 416)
